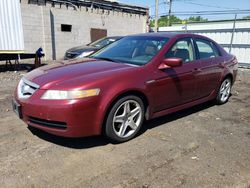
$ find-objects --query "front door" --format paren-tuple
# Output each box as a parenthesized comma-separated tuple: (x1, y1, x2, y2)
(151, 38, 200, 112)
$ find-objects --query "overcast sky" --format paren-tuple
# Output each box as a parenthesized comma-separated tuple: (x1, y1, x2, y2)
(118, 0, 250, 20)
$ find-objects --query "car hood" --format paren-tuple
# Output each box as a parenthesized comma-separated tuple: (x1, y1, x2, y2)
(24, 58, 135, 90)
(66, 45, 98, 53)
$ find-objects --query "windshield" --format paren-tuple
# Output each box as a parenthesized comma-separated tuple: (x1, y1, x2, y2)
(89, 37, 118, 48)
(91, 36, 169, 66)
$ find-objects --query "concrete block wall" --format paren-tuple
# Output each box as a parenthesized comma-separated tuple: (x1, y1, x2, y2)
(20, 2, 148, 60)
(21, 4, 53, 60)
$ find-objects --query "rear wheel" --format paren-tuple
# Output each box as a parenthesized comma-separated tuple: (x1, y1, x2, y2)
(216, 78, 232, 104)
(105, 95, 144, 143)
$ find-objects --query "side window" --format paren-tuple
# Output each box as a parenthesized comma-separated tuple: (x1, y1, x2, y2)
(165, 39, 194, 63)
(195, 39, 218, 59)
(211, 42, 220, 57)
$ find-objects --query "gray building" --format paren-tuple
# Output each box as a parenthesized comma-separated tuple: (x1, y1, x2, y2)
(6, 0, 148, 60)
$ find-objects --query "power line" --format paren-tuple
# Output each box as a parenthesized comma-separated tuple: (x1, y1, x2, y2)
(179, 1, 239, 10)
(148, 0, 238, 10)
(173, 10, 250, 15)
(173, 10, 250, 14)
(150, 10, 250, 18)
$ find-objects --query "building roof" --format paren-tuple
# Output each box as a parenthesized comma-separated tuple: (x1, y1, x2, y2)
(26, 0, 148, 15)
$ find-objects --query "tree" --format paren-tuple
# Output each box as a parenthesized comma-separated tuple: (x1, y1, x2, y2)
(150, 15, 182, 27)
(187, 16, 208, 22)
(243, 15, 250, 19)
(150, 15, 208, 28)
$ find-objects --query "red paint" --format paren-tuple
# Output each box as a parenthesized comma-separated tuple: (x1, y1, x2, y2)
(13, 33, 238, 138)
(158, 58, 182, 69)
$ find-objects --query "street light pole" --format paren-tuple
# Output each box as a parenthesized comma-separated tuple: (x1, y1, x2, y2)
(154, 0, 159, 32)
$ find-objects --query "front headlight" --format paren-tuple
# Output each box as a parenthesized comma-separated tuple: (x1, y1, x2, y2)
(77, 51, 95, 58)
(41, 89, 100, 100)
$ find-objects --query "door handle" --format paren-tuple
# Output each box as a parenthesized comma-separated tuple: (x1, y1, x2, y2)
(218, 62, 225, 68)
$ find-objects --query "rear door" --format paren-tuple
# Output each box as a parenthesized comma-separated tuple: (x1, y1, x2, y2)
(152, 38, 200, 112)
(193, 38, 223, 98)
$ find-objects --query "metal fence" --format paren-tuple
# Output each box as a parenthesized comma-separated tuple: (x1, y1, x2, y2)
(159, 19, 250, 67)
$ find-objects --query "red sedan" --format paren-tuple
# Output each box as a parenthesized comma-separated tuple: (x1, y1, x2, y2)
(13, 33, 238, 142)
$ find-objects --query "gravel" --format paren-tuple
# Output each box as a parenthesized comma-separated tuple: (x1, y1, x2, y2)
(0, 67, 249, 188)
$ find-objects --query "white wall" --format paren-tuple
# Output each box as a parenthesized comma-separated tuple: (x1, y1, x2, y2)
(159, 20, 250, 64)
(0, 0, 24, 52)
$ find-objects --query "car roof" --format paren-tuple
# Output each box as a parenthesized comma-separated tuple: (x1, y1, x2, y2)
(129, 32, 207, 39)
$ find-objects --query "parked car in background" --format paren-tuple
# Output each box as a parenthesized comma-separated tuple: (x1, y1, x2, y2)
(13, 33, 238, 143)
(64, 36, 122, 59)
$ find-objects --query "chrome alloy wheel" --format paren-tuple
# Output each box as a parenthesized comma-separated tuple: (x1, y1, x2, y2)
(219, 78, 231, 103)
(112, 100, 143, 138)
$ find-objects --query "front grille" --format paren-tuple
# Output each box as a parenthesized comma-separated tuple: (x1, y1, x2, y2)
(29, 116, 67, 129)
(17, 78, 39, 99)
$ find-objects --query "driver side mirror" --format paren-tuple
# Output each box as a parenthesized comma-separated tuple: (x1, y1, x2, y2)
(158, 58, 183, 70)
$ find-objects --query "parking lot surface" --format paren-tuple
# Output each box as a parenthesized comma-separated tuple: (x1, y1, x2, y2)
(0, 66, 249, 188)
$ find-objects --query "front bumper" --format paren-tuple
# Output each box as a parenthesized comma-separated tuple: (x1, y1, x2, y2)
(14, 91, 102, 137)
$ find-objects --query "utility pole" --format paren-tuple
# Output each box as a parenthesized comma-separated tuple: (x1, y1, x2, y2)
(167, 0, 172, 26)
(154, 0, 159, 32)
(229, 14, 237, 53)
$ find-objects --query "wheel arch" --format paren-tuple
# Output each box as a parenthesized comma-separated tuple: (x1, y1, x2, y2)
(216, 73, 233, 105)
(100, 90, 149, 134)
(217, 72, 233, 93)
(224, 73, 233, 82)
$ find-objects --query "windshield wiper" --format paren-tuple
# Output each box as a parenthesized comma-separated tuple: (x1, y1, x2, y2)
(93, 57, 117, 63)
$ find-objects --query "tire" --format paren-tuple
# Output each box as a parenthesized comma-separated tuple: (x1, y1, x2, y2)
(215, 77, 232, 105)
(105, 95, 145, 143)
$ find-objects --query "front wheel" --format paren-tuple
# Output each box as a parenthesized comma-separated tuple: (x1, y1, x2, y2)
(216, 78, 232, 104)
(104, 96, 145, 143)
